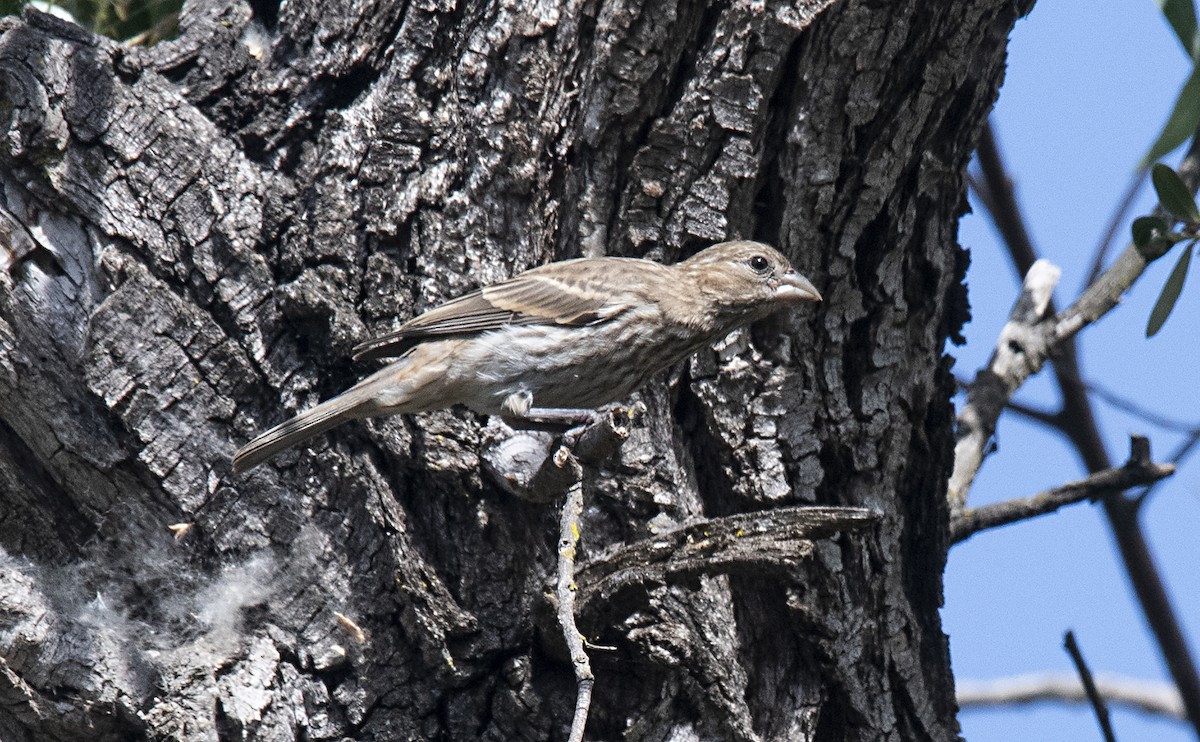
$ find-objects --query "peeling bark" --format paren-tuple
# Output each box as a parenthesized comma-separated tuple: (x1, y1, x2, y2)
(0, 0, 1029, 739)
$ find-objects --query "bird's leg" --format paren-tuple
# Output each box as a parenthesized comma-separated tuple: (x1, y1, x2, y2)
(499, 390, 645, 458)
(500, 390, 601, 434)
(505, 407, 604, 434)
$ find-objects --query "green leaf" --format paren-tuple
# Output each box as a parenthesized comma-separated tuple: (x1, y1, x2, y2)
(1158, 0, 1200, 59)
(1137, 236, 1176, 262)
(1132, 215, 1169, 247)
(1152, 163, 1200, 221)
(1144, 64, 1200, 165)
(1147, 242, 1194, 336)
(1141, 235, 1177, 261)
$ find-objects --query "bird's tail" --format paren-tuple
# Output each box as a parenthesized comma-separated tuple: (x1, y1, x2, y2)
(232, 386, 375, 474)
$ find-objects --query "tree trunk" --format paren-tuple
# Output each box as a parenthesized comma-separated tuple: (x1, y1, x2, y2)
(0, 0, 1029, 739)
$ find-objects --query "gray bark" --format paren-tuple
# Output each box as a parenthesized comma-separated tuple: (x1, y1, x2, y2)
(0, 0, 1029, 739)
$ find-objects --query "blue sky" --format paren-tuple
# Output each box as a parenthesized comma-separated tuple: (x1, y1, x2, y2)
(947, 0, 1200, 739)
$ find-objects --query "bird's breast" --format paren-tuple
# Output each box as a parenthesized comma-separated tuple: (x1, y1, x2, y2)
(449, 309, 707, 413)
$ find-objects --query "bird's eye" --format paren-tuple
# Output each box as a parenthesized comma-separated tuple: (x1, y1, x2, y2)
(748, 255, 771, 273)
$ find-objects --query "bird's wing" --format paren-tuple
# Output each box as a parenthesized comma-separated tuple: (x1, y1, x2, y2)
(352, 258, 653, 361)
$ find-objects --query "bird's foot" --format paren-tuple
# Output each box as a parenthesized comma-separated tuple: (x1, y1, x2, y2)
(558, 403, 646, 465)
(503, 404, 647, 455)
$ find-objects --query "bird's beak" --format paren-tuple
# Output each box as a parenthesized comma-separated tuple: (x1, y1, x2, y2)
(775, 271, 822, 303)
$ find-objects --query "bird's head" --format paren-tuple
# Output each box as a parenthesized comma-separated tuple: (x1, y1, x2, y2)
(680, 241, 822, 323)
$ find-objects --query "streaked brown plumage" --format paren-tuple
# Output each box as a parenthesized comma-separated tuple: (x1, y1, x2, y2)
(232, 240, 821, 473)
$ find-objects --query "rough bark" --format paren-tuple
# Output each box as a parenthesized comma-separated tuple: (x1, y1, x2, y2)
(0, 0, 1028, 739)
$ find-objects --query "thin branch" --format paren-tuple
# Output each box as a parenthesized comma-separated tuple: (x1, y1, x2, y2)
(1084, 380, 1200, 434)
(1064, 631, 1118, 742)
(1004, 397, 1064, 430)
(955, 373, 1064, 430)
(974, 120, 1114, 512)
(951, 456, 1175, 544)
(975, 123, 1041, 274)
(959, 125, 1199, 470)
(1166, 429, 1200, 468)
(557, 478, 593, 742)
(960, 365, 1200, 439)
(1084, 169, 1147, 290)
(958, 673, 1185, 722)
(1136, 429, 1200, 507)
(954, 120, 1141, 511)
(992, 359, 1200, 435)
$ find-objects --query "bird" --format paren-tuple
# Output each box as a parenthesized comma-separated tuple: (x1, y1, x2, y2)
(231, 240, 821, 473)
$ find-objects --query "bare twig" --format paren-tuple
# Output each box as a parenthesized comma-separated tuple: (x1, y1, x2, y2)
(1136, 429, 1200, 508)
(1004, 397, 1063, 429)
(955, 122, 1157, 512)
(955, 373, 1064, 430)
(557, 478, 593, 742)
(975, 124, 1040, 272)
(1064, 631, 1118, 742)
(950, 458, 1175, 544)
(958, 673, 1185, 722)
(985, 371, 1200, 436)
(1166, 429, 1200, 468)
(994, 359, 1200, 435)
(972, 120, 1113, 512)
(1084, 380, 1200, 434)
(1084, 169, 1147, 290)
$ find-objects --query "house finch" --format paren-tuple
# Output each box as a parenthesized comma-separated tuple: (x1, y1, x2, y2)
(232, 240, 821, 473)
